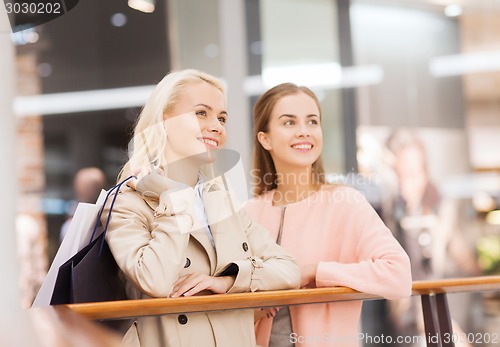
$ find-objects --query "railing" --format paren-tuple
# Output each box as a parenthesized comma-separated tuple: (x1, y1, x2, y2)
(66, 276, 500, 347)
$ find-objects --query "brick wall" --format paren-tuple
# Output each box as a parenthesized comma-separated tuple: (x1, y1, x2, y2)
(15, 52, 48, 308)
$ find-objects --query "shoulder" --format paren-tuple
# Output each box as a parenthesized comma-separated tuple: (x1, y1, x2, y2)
(245, 190, 274, 207)
(320, 184, 365, 200)
(115, 185, 144, 203)
(244, 191, 274, 218)
(312, 184, 370, 212)
(106, 185, 151, 215)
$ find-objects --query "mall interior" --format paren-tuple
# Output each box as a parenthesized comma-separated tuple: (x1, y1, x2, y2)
(1, 0, 500, 345)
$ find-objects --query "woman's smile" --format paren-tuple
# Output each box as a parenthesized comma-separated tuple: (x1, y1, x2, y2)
(197, 136, 219, 149)
(291, 141, 314, 152)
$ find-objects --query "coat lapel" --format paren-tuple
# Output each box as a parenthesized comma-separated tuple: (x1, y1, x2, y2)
(189, 231, 217, 275)
(201, 178, 232, 243)
(202, 181, 246, 274)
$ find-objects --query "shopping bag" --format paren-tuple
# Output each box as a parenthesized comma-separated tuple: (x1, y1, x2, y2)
(50, 232, 126, 304)
(50, 176, 134, 305)
(32, 190, 108, 307)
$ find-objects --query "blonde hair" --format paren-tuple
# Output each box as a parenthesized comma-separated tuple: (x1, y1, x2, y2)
(252, 83, 326, 196)
(119, 69, 225, 182)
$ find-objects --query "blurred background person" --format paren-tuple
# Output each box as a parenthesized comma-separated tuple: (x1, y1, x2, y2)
(59, 167, 107, 242)
(386, 129, 480, 280)
(384, 128, 480, 346)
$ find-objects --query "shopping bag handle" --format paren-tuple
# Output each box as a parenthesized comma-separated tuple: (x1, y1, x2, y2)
(89, 175, 136, 255)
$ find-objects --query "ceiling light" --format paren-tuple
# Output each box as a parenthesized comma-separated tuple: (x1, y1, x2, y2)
(128, 0, 155, 13)
(262, 63, 342, 88)
(444, 4, 463, 17)
(430, 50, 500, 77)
(111, 13, 127, 27)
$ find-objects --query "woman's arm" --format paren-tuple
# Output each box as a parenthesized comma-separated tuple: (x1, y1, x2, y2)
(315, 188, 412, 300)
(103, 189, 190, 298)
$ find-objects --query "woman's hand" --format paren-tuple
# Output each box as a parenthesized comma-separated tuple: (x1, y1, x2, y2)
(300, 264, 318, 288)
(254, 308, 279, 322)
(170, 272, 235, 298)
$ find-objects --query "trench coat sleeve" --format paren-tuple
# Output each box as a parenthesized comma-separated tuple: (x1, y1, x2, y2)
(224, 209, 301, 293)
(103, 189, 190, 298)
(315, 187, 412, 300)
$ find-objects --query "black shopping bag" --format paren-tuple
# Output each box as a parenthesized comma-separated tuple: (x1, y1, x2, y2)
(50, 176, 135, 305)
(50, 232, 127, 305)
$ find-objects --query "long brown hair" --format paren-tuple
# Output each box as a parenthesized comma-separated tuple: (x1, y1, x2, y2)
(252, 83, 326, 196)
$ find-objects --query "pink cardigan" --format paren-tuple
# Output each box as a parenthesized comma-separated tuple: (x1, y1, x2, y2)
(245, 185, 412, 347)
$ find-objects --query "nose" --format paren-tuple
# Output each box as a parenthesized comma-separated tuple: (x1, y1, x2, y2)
(207, 116, 223, 134)
(296, 123, 311, 137)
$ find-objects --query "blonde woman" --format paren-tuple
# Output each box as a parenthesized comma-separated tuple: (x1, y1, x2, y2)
(102, 70, 300, 347)
(247, 83, 412, 347)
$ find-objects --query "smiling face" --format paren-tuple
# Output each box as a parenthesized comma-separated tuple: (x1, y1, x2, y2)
(257, 91, 323, 174)
(163, 81, 227, 165)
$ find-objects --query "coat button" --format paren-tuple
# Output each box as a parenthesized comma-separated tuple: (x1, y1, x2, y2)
(178, 314, 188, 325)
(242, 242, 249, 252)
(184, 258, 191, 268)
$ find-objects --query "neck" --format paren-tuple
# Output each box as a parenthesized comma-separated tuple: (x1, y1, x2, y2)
(166, 159, 200, 187)
(273, 165, 318, 205)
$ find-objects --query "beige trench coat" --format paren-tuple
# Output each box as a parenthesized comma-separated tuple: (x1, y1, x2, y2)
(102, 174, 300, 347)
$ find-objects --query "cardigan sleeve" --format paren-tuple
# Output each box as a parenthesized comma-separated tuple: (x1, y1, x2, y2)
(315, 187, 412, 300)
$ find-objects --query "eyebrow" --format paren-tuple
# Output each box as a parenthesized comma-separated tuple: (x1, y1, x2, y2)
(194, 103, 228, 115)
(194, 103, 212, 110)
(278, 114, 319, 119)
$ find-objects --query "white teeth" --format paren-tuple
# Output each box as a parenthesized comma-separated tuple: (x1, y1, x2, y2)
(292, 144, 312, 150)
(199, 138, 218, 147)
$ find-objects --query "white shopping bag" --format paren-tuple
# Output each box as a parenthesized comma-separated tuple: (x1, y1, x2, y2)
(32, 190, 108, 307)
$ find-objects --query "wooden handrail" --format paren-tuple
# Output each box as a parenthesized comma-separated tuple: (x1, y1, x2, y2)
(66, 276, 500, 321)
(411, 276, 500, 295)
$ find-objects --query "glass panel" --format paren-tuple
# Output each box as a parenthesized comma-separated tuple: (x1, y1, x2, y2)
(169, 0, 221, 76)
(259, 0, 345, 173)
